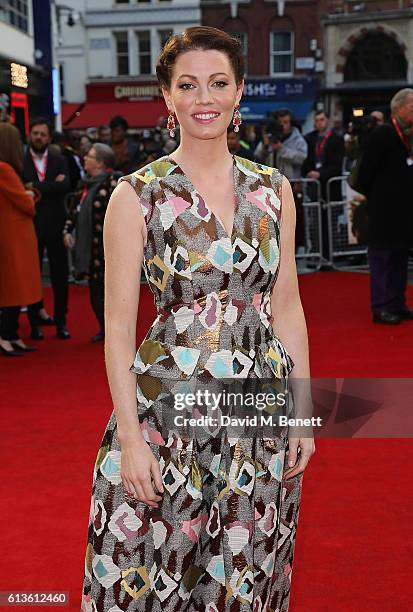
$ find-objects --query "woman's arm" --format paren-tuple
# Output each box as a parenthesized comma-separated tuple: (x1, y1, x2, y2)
(103, 180, 163, 507)
(0, 163, 36, 217)
(270, 176, 309, 379)
(270, 175, 315, 478)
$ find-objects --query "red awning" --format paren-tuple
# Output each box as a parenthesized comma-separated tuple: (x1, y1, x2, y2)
(62, 103, 84, 126)
(63, 101, 167, 129)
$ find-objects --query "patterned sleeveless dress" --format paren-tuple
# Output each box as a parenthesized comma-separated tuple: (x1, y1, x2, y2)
(81, 155, 304, 612)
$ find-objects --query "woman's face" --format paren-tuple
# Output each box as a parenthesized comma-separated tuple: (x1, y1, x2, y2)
(84, 146, 104, 176)
(162, 49, 243, 141)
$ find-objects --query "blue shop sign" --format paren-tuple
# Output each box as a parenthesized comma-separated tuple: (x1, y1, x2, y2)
(244, 77, 316, 100)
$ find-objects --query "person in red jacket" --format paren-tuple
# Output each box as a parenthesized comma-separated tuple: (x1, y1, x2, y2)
(0, 123, 42, 356)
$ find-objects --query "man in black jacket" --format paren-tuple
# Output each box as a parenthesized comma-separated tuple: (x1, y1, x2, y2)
(23, 117, 72, 339)
(302, 110, 345, 263)
(357, 89, 413, 324)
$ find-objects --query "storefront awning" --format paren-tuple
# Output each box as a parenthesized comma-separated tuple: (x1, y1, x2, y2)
(62, 103, 84, 125)
(62, 100, 167, 129)
(240, 100, 314, 123)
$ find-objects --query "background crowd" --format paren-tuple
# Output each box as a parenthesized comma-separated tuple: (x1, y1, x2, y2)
(1, 87, 413, 356)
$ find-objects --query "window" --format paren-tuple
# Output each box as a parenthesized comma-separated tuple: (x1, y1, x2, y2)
(114, 31, 129, 76)
(137, 30, 151, 75)
(158, 29, 173, 51)
(344, 32, 407, 81)
(0, 0, 29, 33)
(232, 32, 248, 75)
(270, 32, 293, 76)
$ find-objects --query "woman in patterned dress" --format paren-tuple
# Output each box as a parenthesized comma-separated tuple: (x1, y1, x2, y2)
(81, 26, 314, 612)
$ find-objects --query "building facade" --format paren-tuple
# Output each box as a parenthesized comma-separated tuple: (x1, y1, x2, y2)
(201, 0, 326, 130)
(59, 0, 201, 129)
(0, 1, 40, 136)
(321, 0, 413, 125)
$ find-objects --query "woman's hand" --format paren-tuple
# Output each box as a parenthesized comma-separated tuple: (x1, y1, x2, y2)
(121, 438, 164, 508)
(283, 436, 315, 480)
(63, 233, 74, 249)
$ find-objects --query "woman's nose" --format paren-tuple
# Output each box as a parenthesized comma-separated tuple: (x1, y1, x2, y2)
(196, 87, 214, 105)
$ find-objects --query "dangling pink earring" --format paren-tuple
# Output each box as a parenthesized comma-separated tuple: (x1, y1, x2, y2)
(233, 105, 242, 132)
(167, 111, 176, 137)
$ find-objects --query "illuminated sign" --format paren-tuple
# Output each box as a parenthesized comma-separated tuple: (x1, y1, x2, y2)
(10, 62, 28, 88)
(114, 85, 160, 99)
(52, 67, 61, 116)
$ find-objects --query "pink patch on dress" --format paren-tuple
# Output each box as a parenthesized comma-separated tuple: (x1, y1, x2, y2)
(193, 302, 203, 314)
(224, 520, 253, 539)
(140, 420, 165, 446)
(252, 292, 262, 314)
(168, 197, 191, 218)
(283, 563, 292, 576)
(195, 194, 209, 219)
(205, 296, 218, 327)
(246, 187, 266, 211)
(181, 513, 209, 542)
(264, 506, 276, 532)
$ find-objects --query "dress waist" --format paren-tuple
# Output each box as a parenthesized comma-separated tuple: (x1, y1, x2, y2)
(155, 289, 274, 327)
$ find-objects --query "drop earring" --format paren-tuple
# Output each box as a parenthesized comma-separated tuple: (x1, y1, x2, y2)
(233, 105, 242, 132)
(167, 111, 176, 138)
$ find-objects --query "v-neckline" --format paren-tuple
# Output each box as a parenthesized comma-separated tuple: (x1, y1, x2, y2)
(165, 154, 239, 240)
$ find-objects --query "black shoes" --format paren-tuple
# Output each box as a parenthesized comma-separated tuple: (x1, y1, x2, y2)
(373, 311, 401, 324)
(56, 324, 71, 339)
(30, 326, 44, 339)
(38, 315, 55, 326)
(372, 306, 413, 324)
(31, 323, 71, 338)
(10, 341, 38, 352)
(0, 345, 24, 357)
(396, 307, 413, 320)
(91, 330, 105, 343)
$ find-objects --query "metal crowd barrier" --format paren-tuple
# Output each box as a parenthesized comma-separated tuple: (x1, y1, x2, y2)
(289, 177, 323, 272)
(326, 175, 368, 271)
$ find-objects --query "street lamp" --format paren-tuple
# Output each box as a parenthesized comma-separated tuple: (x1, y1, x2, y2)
(50, 2, 81, 130)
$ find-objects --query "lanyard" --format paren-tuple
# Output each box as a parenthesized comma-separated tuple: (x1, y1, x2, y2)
(316, 130, 332, 161)
(80, 186, 88, 204)
(30, 150, 48, 182)
(391, 114, 410, 152)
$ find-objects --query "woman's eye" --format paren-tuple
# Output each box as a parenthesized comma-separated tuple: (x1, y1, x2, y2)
(179, 83, 194, 90)
(214, 81, 228, 88)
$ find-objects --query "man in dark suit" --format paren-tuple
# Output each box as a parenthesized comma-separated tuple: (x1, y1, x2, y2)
(23, 117, 71, 339)
(302, 110, 345, 264)
(357, 89, 413, 324)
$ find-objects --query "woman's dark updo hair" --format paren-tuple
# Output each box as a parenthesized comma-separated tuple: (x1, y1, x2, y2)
(156, 26, 245, 90)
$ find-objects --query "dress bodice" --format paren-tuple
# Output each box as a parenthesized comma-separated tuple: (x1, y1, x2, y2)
(119, 155, 294, 380)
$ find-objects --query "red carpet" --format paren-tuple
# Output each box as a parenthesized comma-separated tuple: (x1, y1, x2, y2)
(1, 271, 412, 611)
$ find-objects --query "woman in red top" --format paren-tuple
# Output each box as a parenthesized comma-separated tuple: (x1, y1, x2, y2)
(0, 122, 42, 355)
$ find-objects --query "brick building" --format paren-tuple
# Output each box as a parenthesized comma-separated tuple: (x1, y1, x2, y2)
(201, 0, 413, 129)
(322, 0, 413, 126)
(201, 0, 325, 129)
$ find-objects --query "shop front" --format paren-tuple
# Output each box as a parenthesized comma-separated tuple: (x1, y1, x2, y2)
(240, 77, 318, 125)
(0, 57, 45, 139)
(62, 81, 167, 131)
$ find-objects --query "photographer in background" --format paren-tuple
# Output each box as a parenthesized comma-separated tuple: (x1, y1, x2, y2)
(254, 108, 308, 179)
